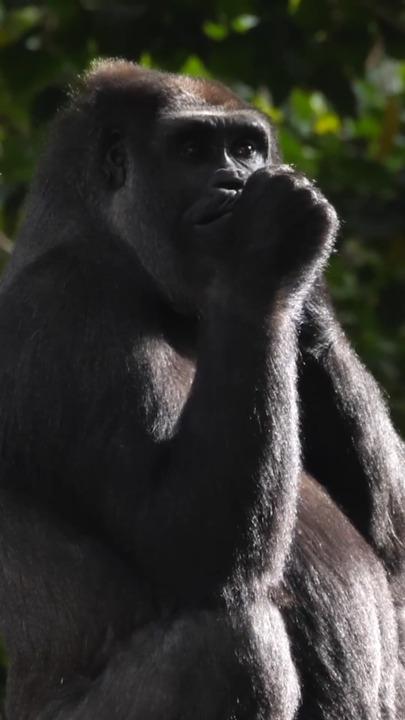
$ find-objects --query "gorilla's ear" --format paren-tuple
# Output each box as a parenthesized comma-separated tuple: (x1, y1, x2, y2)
(102, 130, 126, 190)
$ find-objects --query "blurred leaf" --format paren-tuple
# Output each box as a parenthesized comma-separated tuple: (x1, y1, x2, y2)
(376, 96, 401, 159)
(288, 89, 332, 135)
(231, 14, 259, 33)
(138, 52, 154, 69)
(288, 0, 302, 14)
(314, 112, 342, 135)
(278, 127, 320, 176)
(252, 92, 284, 123)
(180, 55, 211, 78)
(0, 6, 44, 47)
(203, 20, 229, 41)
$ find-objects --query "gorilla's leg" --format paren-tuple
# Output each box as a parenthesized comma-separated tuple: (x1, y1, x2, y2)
(0, 491, 149, 720)
(0, 494, 299, 720)
(40, 608, 299, 720)
(285, 475, 399, 720)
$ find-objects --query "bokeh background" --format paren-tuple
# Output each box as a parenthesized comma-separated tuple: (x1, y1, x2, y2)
(0, 0, 404, 706)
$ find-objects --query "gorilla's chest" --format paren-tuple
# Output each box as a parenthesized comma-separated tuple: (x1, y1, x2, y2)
(131, 337, 195, 442)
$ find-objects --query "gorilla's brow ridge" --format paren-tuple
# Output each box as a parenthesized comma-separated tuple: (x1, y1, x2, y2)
(160, 108, 265, 122)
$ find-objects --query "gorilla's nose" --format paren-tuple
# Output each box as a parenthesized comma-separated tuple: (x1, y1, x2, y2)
(212, 169, 245, 192)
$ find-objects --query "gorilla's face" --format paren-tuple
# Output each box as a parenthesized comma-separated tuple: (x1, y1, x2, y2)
(99, 80, 274, 310)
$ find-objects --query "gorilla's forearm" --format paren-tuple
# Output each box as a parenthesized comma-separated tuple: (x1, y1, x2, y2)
(299, 294, 405, 574)
(129, 165, 337, 601)
(132, 301, 301, 599)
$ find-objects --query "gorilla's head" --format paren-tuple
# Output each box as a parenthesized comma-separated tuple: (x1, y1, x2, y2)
(24, 60, 280, 309)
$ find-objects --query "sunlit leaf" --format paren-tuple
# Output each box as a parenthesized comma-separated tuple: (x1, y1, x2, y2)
(0, 6, 44, 47)
(231, 14, 259, 34)
(278, 127, 320, 176)
(314, 112, 342, 135)
(180, 55, 211, 78)
(347, 115, 380, 140)
(252, 93, 284, 123)
(308, 92, 328, 115)
(288, 89, 314, 134)
(368, 58, 404, 96)
(25, 34, 42, 51)
(288, 0, 302, 14)
(202, 20, 228, 41)
(0, 76, 30, 133)
(139, 52, 154, 69)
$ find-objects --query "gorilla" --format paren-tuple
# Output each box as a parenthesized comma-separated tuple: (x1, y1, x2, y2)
(0, 60, 404, 720)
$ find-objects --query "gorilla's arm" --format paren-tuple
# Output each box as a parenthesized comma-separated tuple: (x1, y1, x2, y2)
(299, 283, 405, 574)
(132, 302, 300, 597)
(1, 244, 300, 603)
(133, 168, 337, 600)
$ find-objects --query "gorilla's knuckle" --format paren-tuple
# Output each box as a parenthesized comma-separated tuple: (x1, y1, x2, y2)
(324, 201, 339, 227)
(270, 172, 317, 206)
(313, 197, 339, 228)
(292, 186, 317, 204)
(245, 166, 272, 191)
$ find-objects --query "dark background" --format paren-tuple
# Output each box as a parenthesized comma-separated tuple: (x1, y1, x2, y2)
(0, 0, 404, 703)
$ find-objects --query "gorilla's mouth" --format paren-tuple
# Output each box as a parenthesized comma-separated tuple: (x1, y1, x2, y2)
(194, 187, 241, 227)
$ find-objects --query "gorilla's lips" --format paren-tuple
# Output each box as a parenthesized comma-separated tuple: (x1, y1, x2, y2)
(187, 187, 241, 228)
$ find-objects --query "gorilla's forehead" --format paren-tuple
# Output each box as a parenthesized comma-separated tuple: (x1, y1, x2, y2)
(157, 73, 245, 112)
(81, 60, 247, 117)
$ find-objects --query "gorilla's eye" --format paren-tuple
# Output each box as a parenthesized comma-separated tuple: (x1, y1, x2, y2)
(232, 138, 259, 160)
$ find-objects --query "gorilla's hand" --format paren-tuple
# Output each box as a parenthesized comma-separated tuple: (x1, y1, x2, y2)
(179, 165, 338, 314)
(219, 166, 339, 310)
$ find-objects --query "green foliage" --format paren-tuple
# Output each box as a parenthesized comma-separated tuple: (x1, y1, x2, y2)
(0, 0, 404, 703)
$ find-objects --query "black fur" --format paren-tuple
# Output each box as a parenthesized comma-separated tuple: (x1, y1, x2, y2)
(0, 60, 403, 719)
